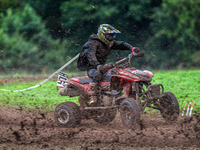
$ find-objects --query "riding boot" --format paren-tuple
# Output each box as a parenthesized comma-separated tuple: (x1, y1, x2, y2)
(89, 82, 98, 105)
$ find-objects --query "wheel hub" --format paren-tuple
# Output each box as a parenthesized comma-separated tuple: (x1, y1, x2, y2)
(57, 109, 69, 124)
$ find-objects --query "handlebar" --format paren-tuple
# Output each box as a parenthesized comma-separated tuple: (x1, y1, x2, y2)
(115, 51, 145, 66)
(98, 51, 145, 72)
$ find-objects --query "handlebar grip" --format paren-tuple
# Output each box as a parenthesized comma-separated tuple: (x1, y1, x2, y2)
(134, 51, 145, 57)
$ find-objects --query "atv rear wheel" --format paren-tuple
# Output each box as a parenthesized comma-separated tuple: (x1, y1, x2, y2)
(54, 102, 81, 127)
(159, 92, 179, 122)
(93, 108, 117, 124)
(120, 98, 140, 128)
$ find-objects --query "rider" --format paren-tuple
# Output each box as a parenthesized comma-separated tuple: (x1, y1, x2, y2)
(77, 24, 139, 105)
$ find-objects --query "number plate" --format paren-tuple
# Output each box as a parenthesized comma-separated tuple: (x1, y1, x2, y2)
(57, 72, 68, 88)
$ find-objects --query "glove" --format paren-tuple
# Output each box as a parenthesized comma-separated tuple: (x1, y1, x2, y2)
(132, 47, 140, 53)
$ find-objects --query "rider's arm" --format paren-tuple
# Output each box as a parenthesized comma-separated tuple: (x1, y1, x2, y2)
(111, 41, 133, 50)
(112, 41, 140, 53)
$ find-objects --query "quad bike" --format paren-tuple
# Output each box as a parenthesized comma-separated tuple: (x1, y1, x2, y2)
(54, 51, 179, 128)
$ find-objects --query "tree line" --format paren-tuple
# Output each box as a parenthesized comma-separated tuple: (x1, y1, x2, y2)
(0, 0, 199, 73)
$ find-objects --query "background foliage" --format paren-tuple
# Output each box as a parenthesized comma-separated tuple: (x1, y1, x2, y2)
(0, 0, 199, 73)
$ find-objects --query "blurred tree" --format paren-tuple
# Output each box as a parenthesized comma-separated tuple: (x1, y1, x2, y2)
(0, 0, 199, 72)
(0, 0, 20, 13)
(60, 0, 161, 41)
(27, 0, 66, 39)
(0, 4, 70, 73)
(150, 0, 200, 68)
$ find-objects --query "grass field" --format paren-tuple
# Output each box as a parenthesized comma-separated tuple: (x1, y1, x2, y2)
(0, 70, 199, 112)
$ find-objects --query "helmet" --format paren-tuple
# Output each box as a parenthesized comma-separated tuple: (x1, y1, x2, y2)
(97, 24, 121, 44)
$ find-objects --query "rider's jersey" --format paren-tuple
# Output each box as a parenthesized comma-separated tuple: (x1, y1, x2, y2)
(77, 34, 133, 71)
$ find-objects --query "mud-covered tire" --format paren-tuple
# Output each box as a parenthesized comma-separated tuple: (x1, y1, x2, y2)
(159, 92, 179, 122)
(54, 102, 81, 127)
(120, 98, 141, 128)
(93, 108, 117, 124)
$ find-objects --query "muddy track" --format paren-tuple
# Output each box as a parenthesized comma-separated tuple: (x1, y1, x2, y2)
(0, 106, 199, 150)
(0, 77, 199, 149)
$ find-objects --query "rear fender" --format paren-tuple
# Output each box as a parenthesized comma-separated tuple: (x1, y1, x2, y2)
(59, 81, 89, 96)
(59, 86, 79, 97)
(66, 81, 89, 93)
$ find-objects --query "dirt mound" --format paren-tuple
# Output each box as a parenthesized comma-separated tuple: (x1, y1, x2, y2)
(0, 106, 199, 149)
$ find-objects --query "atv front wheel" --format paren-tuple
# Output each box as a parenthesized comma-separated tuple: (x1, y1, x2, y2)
(54, 102, 81, 127)
(159, 92, 179, 122)
(120, 98, 140, 128)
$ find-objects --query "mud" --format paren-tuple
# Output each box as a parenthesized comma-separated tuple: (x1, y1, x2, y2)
(0, 106, 199, 150)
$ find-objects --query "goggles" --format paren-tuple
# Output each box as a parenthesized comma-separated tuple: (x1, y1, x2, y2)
(104, 33, 116, 41)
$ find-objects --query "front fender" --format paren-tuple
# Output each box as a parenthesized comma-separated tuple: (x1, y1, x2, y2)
(123, 82, 132, 98)
(110, 75, 133, 91)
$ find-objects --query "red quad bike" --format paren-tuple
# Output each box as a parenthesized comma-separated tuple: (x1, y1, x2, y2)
(54, 51, 180, 128)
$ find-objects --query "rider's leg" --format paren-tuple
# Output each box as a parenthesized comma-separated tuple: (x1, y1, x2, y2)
(87, 69, 102, 105)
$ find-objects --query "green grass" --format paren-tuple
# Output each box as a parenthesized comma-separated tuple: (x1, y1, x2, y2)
(152, 70, 200, 112)
(0, 70, 199, 112)
(0, 80, 79, 110)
